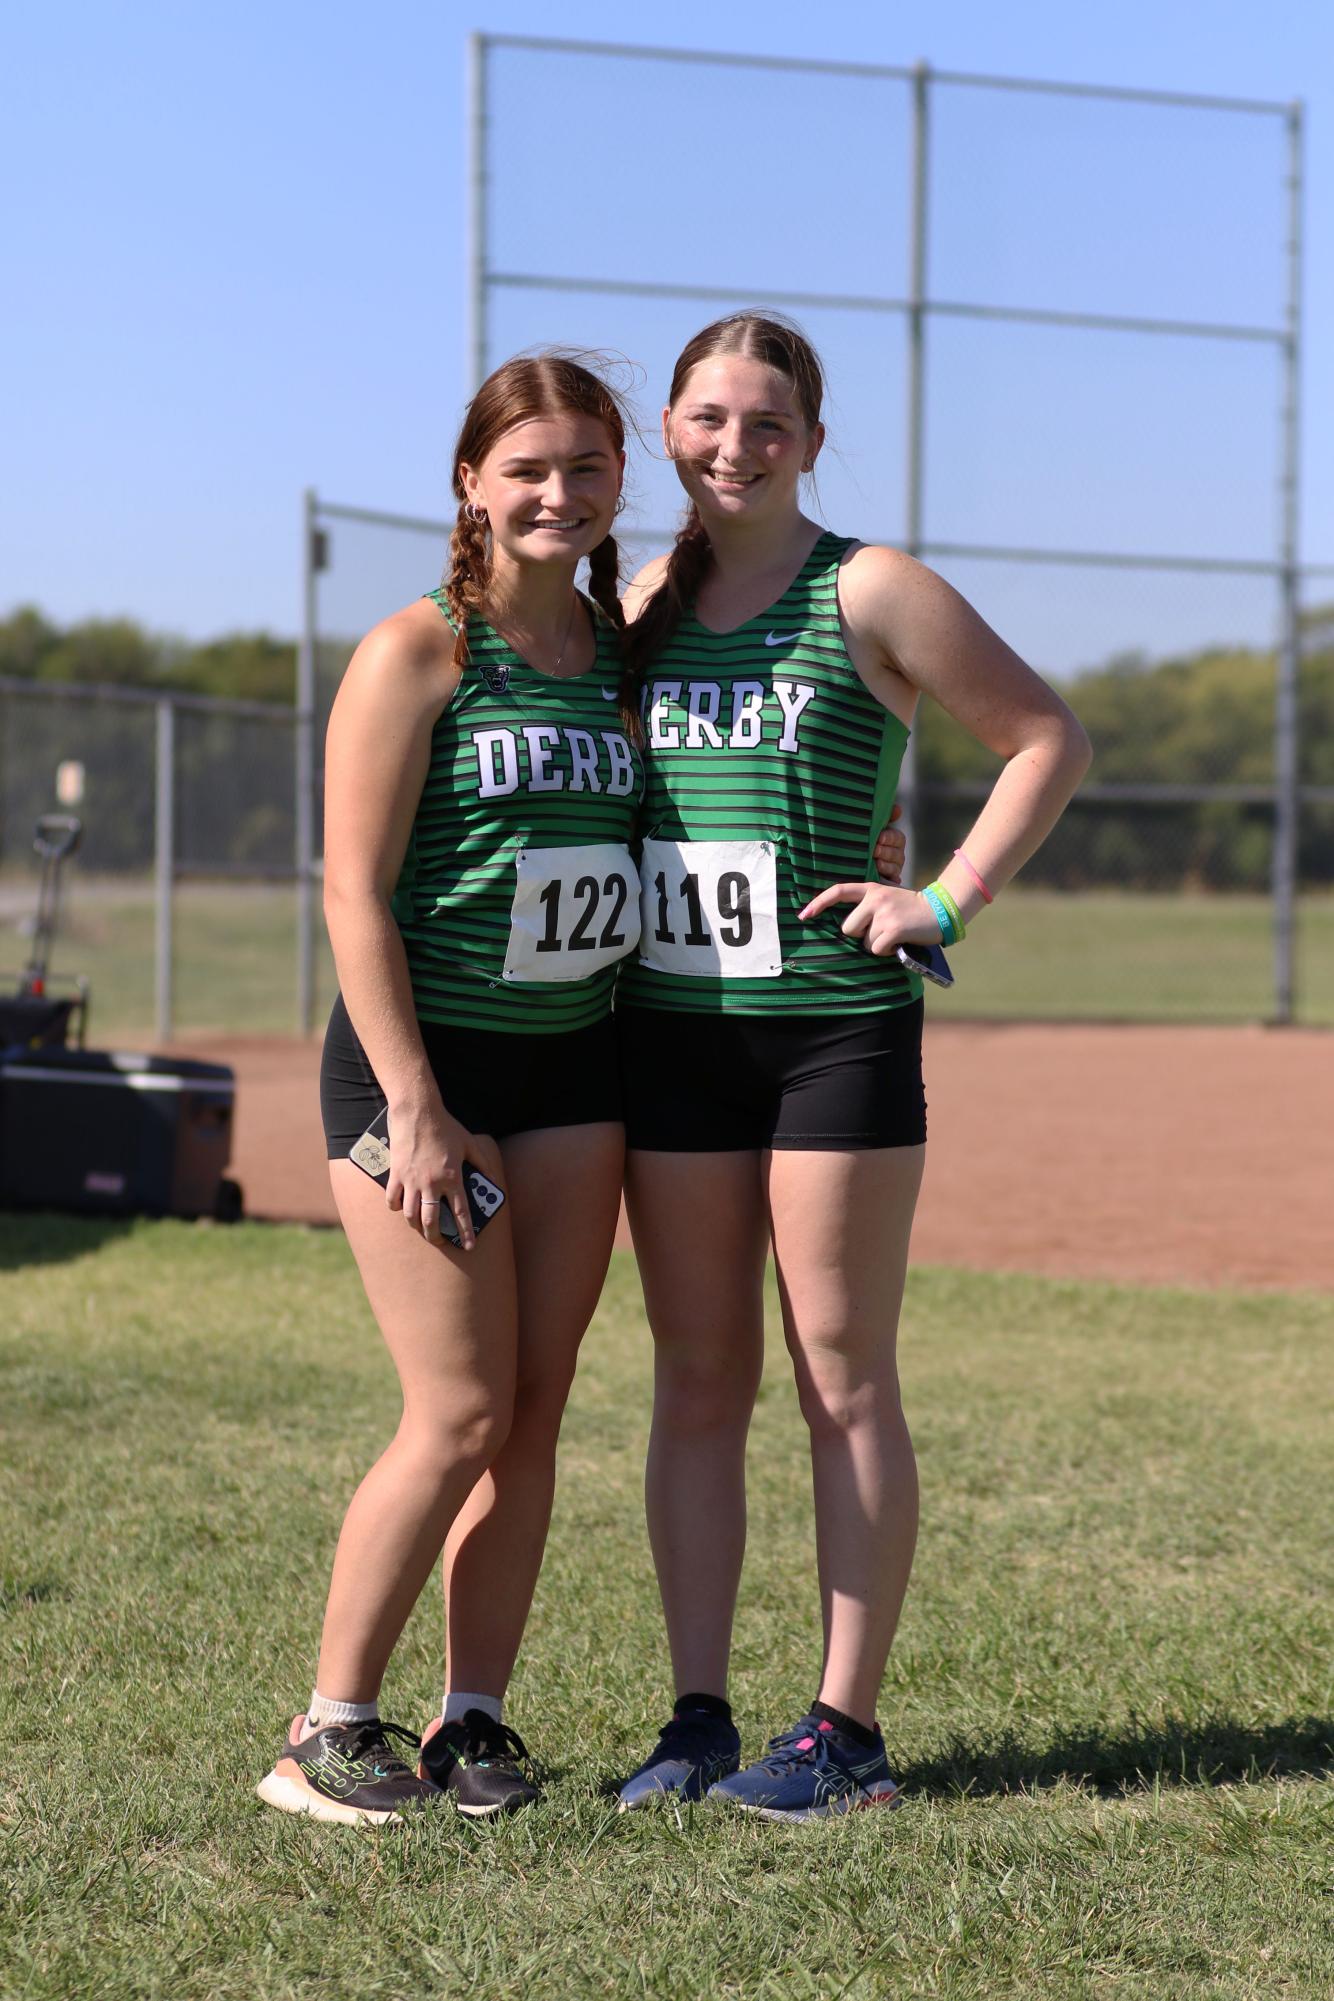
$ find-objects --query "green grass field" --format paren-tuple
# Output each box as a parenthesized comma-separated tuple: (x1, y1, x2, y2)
(3, 1220, 1331, 1999)
(6, 878, 1333, 1038)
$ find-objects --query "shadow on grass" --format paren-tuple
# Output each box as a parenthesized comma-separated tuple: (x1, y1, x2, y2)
(900, 1715, 1334, 1799)
(0, 1210, 139, 1270)
(0, 1575, 70, 1614)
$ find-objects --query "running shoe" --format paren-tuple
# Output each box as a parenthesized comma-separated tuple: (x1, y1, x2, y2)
(708, 1714, 901, 1822)
(256, 1714, 439, 1826)
(419, 1709, 540, 1816)
(617, 1706, 742, 1810)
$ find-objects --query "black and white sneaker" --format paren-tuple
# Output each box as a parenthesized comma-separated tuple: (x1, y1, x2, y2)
(419, 1709, 540, 1816)
(257, 1713, 439, 1825)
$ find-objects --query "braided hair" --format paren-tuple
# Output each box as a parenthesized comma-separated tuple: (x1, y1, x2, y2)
(442, 507, 492, 675)
(585, 524, 627, 642)
(445, 353, 629, 677)
(616, 506, 711, 739)
(622, 313, 826, 731)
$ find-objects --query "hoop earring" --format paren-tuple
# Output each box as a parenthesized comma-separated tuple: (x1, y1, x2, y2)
(614, 495, 626, 516)
(465, 501, 487, 524)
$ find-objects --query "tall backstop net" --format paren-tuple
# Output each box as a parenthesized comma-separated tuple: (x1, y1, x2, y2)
(300, 36, 1330, 1029)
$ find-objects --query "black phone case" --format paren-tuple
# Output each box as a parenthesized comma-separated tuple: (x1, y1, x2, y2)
(348, 1107, 506, 1244)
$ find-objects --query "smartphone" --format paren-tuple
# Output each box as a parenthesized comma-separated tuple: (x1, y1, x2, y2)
(896, 941, 954, 989)
(348, 1106, 506, 1245)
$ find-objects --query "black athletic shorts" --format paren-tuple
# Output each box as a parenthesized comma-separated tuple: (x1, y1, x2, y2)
(320, 994, 623, 1158)
(616, 999, 927, 1153)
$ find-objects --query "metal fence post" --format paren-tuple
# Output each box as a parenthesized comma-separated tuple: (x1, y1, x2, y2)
(296, 487, 318, 1035)
(468, 32, 490, 394)
(155, 698, 174, 1044)
(901, 59, 931, 883)
(1272, 102, 1304, 1024)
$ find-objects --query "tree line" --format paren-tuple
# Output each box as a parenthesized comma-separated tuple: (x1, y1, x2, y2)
(0, 606, 296, 706)
(3, 603, 1331, 888)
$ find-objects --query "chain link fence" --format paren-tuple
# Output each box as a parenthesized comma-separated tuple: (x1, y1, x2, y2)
(6, 39, 1331, 1036)
(447, 35, 1331, 1024)
(297, 501, 1334, 1027)
(0, 677, 308, 1041)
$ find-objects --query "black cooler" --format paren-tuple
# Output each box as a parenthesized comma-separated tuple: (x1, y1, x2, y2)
(0, 1048, 239, 1219)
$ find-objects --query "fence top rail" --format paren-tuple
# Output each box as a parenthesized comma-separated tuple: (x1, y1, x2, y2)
(0, 675, 294, 721)
(488, 269, 913, 315)
(917, 781, 1334, 808)
(928, 64, 1295, 119)
(488, 269, 1284, 345)
(317, 499, 454, 537)
(917, 541, 1289, 577)
(616, 532, 1299, 578)
(309, 503, 1334, 587)
(479, 33, 916, 84)
(476, 33, 1294, 117)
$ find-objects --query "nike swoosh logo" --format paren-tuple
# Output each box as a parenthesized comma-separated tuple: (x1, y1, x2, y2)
(600, 685, 618, 699)
(765, 632, 796, 647)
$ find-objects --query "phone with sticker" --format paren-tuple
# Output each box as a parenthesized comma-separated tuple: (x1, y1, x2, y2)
(349, 1106, 506, 1244)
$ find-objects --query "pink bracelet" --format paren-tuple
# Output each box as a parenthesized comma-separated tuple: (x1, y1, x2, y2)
(953, 849, 994, 904)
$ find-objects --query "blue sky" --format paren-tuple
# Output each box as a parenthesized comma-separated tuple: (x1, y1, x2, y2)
(4, 0, 1331, 678)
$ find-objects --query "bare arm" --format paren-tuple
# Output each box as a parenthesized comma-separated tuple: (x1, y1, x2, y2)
(323, 605, 476, 1245)
(856, 547, 1090, 910)
(804, 548, 1091, 950)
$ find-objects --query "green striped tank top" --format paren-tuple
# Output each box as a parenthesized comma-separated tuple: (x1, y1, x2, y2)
(616, 532, 921, 1015)
(391, 595, 644, 1033)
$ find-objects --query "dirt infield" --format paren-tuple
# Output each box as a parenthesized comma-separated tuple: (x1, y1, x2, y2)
(164, 1022, 1333, 1292)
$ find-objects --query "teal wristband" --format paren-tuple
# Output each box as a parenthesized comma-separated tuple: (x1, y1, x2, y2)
(921, 883, 961, 946)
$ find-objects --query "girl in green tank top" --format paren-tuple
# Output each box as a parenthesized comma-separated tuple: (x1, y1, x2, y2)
(260, 354, 652, 1825)
(394, 590, 642, 1035)
(610, 315, 1092, 1818)
(614, 525, 918, 1015)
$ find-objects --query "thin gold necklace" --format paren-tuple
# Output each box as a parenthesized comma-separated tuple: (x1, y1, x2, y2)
(487, 592, 579, 677)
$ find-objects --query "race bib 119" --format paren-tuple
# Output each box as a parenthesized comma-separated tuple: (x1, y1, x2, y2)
(503, 844, 642, 983)
(636, 838, 782, 978)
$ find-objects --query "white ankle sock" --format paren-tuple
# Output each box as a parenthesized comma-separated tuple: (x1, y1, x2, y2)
(443, 1691, 502, 1726)
(307, 1691, 379, 1729)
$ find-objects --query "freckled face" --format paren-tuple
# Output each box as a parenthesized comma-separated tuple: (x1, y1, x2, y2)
(460, 414, 624, 567)
(665, 356, 822, 524)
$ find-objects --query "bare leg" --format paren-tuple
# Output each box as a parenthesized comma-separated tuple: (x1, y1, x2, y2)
(625, 1150, 769, 1700)
(312, 1148, 518, 1701)
(765, 1145, 925, 1728)
(442, 1123, 624, 1701)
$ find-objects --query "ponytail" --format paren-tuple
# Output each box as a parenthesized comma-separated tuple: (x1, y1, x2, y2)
(618, 507, 713, 742)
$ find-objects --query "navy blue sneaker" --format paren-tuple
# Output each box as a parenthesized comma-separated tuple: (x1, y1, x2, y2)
(617, 1706, 742, 1810)
(708, 1715, 901, 1822)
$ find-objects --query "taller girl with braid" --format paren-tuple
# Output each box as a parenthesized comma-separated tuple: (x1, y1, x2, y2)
(613, 313, 1091, 1819)
(259, 354, 645, 1824)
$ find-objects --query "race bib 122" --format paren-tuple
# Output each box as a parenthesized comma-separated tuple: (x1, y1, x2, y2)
(503, 844, 642, 983)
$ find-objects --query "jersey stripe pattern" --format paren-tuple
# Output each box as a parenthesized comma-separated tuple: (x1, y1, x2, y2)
(392, 595, 644, 1033)
(616, 533, 921, 1015)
